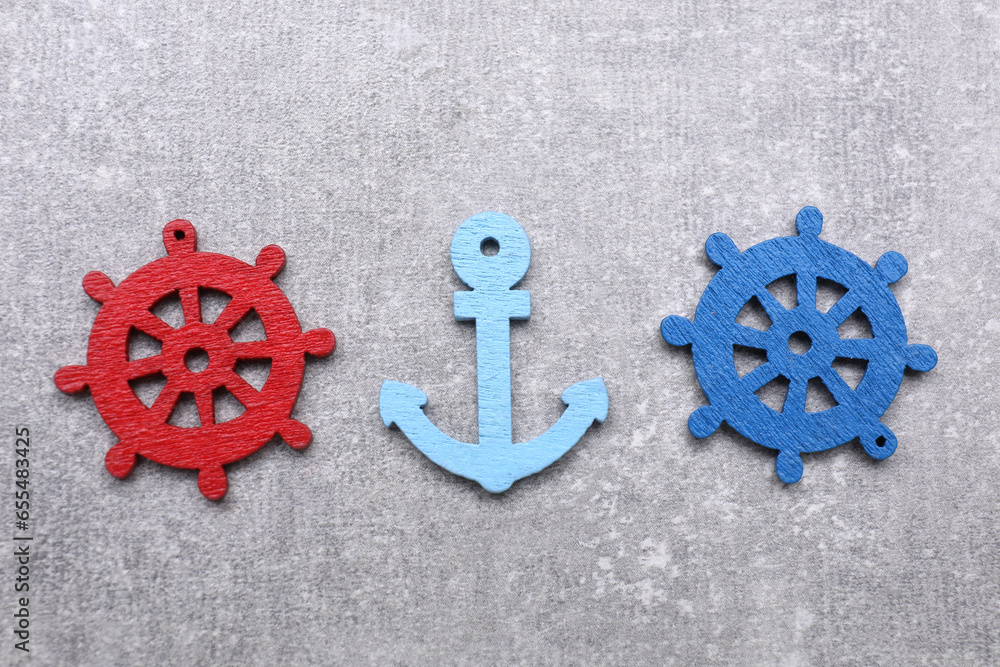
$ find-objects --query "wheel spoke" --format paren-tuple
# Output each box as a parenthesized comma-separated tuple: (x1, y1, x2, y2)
(784, 377, 808, 414)
(741, 362, 779, 392)
(214, 296, 252, 331)
(126, 355, 165, 379)
(730, 323, 770, 349)
(232, 341, 277, 360)
(836, 338, 878, 360)
(180, 287, 202, 325)
(195, 389, 215, 427)
(755, 288, 789, 322)
(148, 382, 181, 423)
(797, 272, 817, 310)
(820, 367, 860, 407)
(135, 310, 175, 341)
(827, 290, 861, 326)
(225, 372, 261, 409)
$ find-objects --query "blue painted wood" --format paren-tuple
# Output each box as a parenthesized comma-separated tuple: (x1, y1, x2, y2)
(661, 206, 937, 483)
(380, 212, 608, 493)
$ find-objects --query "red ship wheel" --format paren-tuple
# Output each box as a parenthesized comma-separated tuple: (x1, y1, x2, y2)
(55, 220, 335, 500)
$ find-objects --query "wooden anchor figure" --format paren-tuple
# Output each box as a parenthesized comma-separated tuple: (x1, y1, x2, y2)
(380, 212, 608, 492)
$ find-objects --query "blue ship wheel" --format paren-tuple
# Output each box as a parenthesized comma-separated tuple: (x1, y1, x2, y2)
(661, 207, 937, 483)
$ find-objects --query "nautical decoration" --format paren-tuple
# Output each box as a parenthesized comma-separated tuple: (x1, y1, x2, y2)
(380, 212, 608, 492)
(55, 219, 335, 500)
(660, 207, 936, 483)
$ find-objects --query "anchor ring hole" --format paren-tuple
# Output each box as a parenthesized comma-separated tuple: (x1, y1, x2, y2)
(788, 331, 812, 355)
(480, 237, 500, 256)
(184, 347, 210, 373)
(876, 435, 886, 448)
(174, 230, 185, 241)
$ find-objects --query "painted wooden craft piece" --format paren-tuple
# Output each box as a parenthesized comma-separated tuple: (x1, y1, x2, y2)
(660, 207, 936, 483)
(380, 212, 608, 492)
(55, 220, 335, 500)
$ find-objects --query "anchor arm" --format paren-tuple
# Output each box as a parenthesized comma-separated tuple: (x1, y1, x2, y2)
(502, 378, 609, 488)
(380, 380, 481, 478)
(379, 378, 607, 494)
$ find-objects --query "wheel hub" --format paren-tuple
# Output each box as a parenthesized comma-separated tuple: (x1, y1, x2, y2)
(159, 322, 237, 391)
(764, 305, 839, 378)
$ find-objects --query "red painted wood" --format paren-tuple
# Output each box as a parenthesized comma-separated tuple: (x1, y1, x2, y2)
(55, 220, 335, 500)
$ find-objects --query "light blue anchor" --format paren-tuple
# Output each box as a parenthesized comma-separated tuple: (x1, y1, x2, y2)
(380, 212, 608, 493)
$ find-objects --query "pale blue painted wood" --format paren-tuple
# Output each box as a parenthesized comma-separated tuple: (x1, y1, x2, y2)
(661, 206, 937, 484)
(381, 212, 608, 493)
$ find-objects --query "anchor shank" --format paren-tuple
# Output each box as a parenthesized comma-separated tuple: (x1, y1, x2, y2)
(455, 289, 530, 448)
(475, 315, 514, 447)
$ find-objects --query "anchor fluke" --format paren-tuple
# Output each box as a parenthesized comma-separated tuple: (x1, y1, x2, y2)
(379, 380, 427, 427)
(560, 377, 609, 424)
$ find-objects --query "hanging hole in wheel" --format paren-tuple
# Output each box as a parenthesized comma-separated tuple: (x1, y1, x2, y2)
(174, 230, 185, 241)
(481, 237, 500, 256)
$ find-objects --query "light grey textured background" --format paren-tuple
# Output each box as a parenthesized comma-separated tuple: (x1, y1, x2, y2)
(2, 1, 998, 665)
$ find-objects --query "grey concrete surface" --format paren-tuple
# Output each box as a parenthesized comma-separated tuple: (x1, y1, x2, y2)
(1, 1, 998, 664)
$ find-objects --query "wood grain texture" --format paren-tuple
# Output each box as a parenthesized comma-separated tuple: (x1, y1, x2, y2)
(661, 206, 937, 483)
(55, 219, 335, 500)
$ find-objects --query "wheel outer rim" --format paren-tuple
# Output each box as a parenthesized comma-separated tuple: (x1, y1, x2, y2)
(85, 251, 306, 469)
(691, 234, 908, 454)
